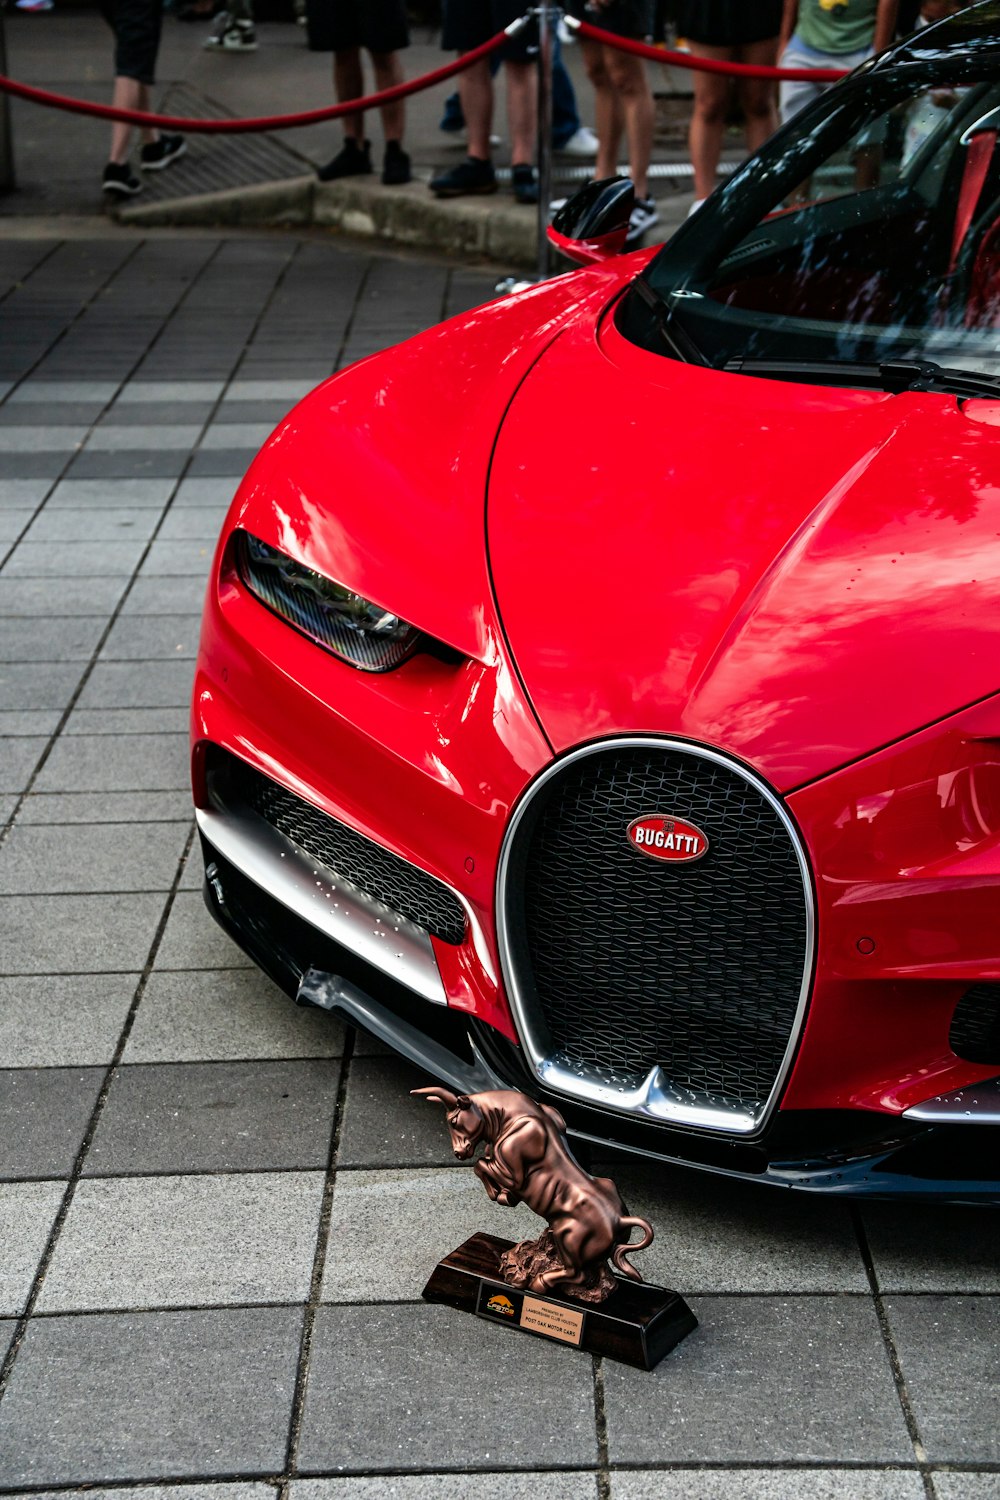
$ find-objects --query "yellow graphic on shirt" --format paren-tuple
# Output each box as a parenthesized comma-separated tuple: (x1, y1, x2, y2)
(819, 0, 849, 10)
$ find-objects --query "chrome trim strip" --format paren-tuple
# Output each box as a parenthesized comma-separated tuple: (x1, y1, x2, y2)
(196, 804, 447, 1006)
(495, 736, 816, 1138)
(903, 1077, 1000, 1124)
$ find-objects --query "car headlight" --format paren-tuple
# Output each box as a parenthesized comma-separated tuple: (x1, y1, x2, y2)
(234, 531, 421, 672)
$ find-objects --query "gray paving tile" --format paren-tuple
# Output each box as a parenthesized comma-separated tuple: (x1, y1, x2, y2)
(138, 539, 217, 577)
(33, 732, 189, 791)
(0, 737, 46, 793)
(37, 1171, 324, 1312)
(21, 509, 160, 544)
(86, 1059, 341, 1174)
(83, 424, 202, 452)
(172, 475, 241, 507)
(0, 795, 15, 824)
(117, 380, 224, 402)
(863, 1203, 1000, 1291)
(934, 1478, 1000, 1500)
(321, 1167, 537, 1303)
(75, 660, 194, 710)
(603, 1296, 911, 1464)
(0, 577, 127, 616)
(0, 427, 87, 453)
(1, 617, 106, 663)
(102, 401, 215, 425)
(0, 1305, 303, 1483)
(293, 1480, 598, 1500)
(605, 1162, 868, 1293)
(125, 967, 345, 1063)
(0, 1181, 65, 1314)
(46, 478, 175, 509)
(8, 381, 120, 404)
(0, 1068, 104, 1179)
(0, 821, 189, 894)
(18, 790, 190, 825)
(64, 707, 188, 736)
(2, 540, 146, 577)
(0, 893, 165, 974)
(0, 1488, 274, 1500)
(64, 451, 187, 480)
(186, 451, 256, 479)
(0, 710, 61, 737)
(0, 454, 66, 480)
(886, 1296, 1000, 1462)
(338, 1057, 466, 1168)
(154, 890, 253, 970)
(0, 401, 108, 427)
(223, 379, 316, 401)
(0, 974, 136, 1067)
(0, 1318, 14, 1365)
(298, 1302, 598, 1474)
(0, 662, 84, 711)
(157, 505, 230, 541)
(214, 400, 299, 424)
(0, 510, 33, 544)
(120, 574, 211, 613)
(610, 1474, 925, 1500)
(200, 422, 275, 450)
(100, 614, 200, 660)
(0, 480, 54, 508)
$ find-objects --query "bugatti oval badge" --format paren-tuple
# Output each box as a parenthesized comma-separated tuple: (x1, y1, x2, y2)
(627, 815, 708, 863)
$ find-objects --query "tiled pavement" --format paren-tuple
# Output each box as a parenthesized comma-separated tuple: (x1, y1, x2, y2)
(0, 232, 997, 1500)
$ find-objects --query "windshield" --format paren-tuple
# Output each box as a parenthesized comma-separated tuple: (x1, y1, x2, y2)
(629, 15, 1000, 383)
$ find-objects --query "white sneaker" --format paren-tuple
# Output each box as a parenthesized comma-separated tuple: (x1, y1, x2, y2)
(558, 126, 599, 157)
(625, 196, 659, 247)
(687, 197, 706, 218)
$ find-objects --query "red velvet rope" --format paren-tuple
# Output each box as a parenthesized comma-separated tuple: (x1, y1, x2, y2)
(0, 25, 513, 133)
(571, 18, 849, 83)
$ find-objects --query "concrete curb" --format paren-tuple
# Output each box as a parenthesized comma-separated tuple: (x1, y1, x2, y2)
(117, 175, 539, 266)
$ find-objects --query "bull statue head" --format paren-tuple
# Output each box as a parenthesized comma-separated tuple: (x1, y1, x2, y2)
(412, 1086, 484, 1159)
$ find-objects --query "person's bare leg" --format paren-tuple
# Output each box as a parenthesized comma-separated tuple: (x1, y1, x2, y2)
(371, 49, 404, 143)
(606, 50, 653, 200)
(738, 40, 779, 154)
(334, 47, 366, 141)
(687, 49, 732, 200)
(581, 39, 621, 179)
(458, 55, 493, 158)
(503, 58, 536, 165)
(110, 77, 157, 163)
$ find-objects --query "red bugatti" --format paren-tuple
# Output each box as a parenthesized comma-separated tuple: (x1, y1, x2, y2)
(192, 5, 1000, 1200)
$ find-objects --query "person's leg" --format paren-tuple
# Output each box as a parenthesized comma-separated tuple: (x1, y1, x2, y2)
(605, 47, 653, 200)
(369, 50, 404, 143)
(686, 52, 732, 202)
(580, 36, 622, 179)
(504, 57, 537, 166)
(333, 47, 366, 142)
(109, 75, 143, 163)
(736, 39, 779, 155)
(550, 31, 581, 148)
(459, 55, 493, 159)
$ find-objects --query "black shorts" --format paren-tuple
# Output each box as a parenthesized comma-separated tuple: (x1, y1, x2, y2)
(306, 0, 409, 54)
(441, 0, 536, 63)
(676, 0, 782, 47)
(563, 0, 655, 41)
(100, 0, 163, 84)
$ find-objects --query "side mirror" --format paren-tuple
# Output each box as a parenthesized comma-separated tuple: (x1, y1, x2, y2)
(547, 177, 635, 266)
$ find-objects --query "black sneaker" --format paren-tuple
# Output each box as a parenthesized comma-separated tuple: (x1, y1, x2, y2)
(140, 134, 186, 172)
(429, 156, 497, 198)
(382, 140, 411, 186)
(511, 163, 538, 205)
(102, 162, 142, 197)
(317, 138, 372, 182)
(625, 196, 659, 247)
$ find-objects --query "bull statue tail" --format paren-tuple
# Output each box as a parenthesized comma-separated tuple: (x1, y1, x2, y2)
(611, 1215, 654, 1282)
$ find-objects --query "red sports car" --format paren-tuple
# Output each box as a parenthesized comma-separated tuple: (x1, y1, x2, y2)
(193, 5, 1000, 1200)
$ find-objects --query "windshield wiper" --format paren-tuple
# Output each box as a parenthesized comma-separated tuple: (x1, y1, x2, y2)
(725, 356, 1000, 400)
(632, 278, 710, 367)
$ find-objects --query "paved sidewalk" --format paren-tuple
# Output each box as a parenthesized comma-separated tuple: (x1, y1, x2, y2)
(0, 231, 998, 1498)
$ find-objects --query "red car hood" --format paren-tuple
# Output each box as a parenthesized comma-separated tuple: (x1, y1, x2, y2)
(488, 306, 1000, 791)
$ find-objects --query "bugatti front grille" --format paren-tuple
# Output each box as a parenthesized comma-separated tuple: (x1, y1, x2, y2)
(499, 741, 812, 1130)
(950, 984, 1000, 1065)
(209, 748, 466, 946)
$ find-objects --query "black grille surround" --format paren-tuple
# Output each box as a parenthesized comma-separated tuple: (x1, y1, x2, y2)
(497, 739, 814, 1134)
(950, 984, 1000, 1065)
(209, 748, 467, 946)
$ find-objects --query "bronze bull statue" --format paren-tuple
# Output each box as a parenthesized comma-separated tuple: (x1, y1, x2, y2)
(413, 1085, 654, 1304)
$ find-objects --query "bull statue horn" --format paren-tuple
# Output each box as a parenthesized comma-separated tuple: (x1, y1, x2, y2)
(411, 1086, 459, 1109)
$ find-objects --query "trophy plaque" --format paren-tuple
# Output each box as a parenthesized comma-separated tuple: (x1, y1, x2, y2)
(413, 1085, 697, 1371)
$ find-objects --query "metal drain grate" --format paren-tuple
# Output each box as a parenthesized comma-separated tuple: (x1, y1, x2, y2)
(131, 82, 311, 205)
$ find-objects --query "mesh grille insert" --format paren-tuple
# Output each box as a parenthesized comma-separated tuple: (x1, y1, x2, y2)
(504, 745, 810, 1113)
(213, 749, 466, 946)
(950, 984, 1000, 1065)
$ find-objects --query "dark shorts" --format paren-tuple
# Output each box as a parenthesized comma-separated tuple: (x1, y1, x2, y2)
(441, 0, 536, 63)
(100, 0, 163, 84)
(306, 0, 409, 54)
(563, 0, 656, 41)
(676, 0, 782, 47)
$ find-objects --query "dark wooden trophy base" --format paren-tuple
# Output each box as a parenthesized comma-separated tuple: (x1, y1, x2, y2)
(421, 1232, 697, 1371)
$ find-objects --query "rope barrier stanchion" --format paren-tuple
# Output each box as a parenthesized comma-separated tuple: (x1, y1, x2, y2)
(536, 1, 553, 282)
(566, 17, 849, 83)
(0, 22, 523, 134)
